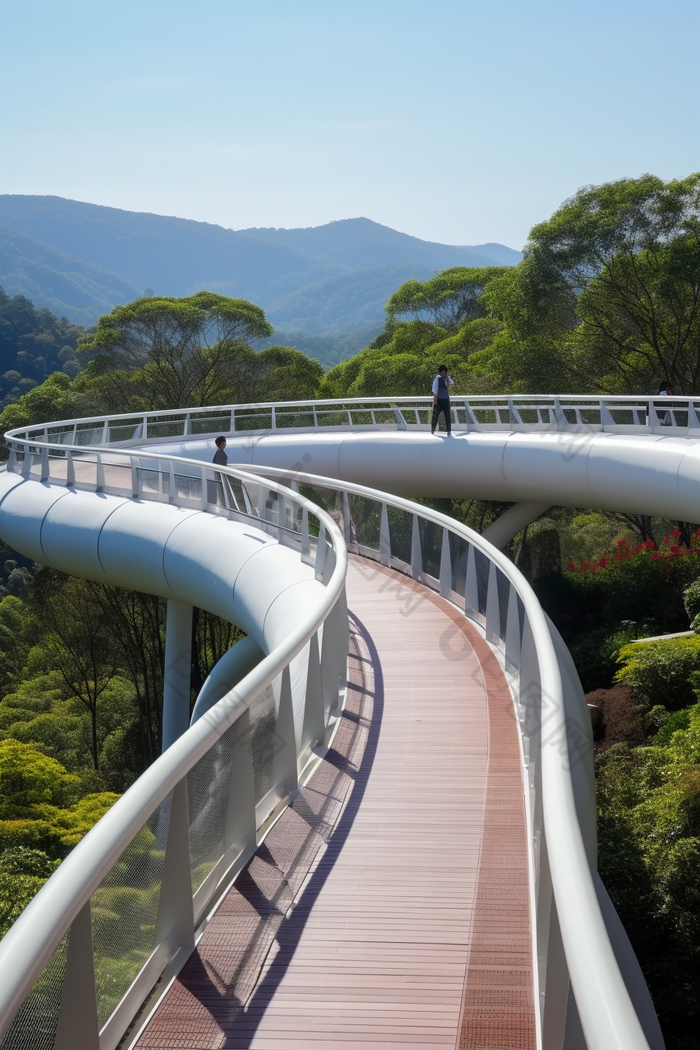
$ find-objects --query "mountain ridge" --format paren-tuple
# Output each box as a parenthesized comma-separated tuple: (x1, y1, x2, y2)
(0, 195, 522, 362)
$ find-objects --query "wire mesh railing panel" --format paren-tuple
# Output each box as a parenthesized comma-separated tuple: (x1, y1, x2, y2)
(417, 517, 442, 580)
(315, 409, 350, 427)
(0, 938, 68, 1050)
(145, 421, 187, 440)
(100, 461, 133, 495)
(387, 506, 412, 567)
(449, 534, 471, 598)
(45, 427, 75, 445)
(248, 683, 278, 805)
(186, 725, 235, 894)
(232, 411, 273, 432)
(73, 426, 104, 446)
(347, 495, 381, 551)
(370, 410, 399, 426)
(273, 409, 316, 430)
(91, 792, 173, 1030)
(346, 410, 374, 426)
(189, 414, 231, 435)
(107, 422, 143, 443)
(136, 468, 167, 498)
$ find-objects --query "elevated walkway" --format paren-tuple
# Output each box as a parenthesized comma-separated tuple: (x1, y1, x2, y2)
(134, 560, 534, 1049)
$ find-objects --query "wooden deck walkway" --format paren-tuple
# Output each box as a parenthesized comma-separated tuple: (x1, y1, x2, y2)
(134, 558, 535, 1050)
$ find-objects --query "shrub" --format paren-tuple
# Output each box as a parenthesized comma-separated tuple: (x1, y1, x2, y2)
(684, 577, 700, 623)
(615, 637, 700, 710)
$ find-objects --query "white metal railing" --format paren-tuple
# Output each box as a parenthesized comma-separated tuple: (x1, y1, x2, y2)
(0, 447, 348, 1050)
(240, 464, 661, 1050)
(0, 411, 665, 1050)
(4, 393, 700, 456)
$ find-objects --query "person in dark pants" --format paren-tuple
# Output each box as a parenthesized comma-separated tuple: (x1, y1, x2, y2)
(431, 365, 454, 435)
(212, 435, 228, 465)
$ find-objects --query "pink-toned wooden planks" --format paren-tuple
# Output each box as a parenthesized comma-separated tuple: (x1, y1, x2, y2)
(134, 558, 535, 1049)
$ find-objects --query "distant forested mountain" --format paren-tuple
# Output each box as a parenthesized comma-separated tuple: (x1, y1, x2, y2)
(0, 197, 521, 362)
(0, 227, 142, 326)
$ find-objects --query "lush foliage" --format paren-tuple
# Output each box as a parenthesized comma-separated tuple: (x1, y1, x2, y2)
(0, 284, 85, 409)
(0, 292, 323, 431)
(597, 710, 700, 1048)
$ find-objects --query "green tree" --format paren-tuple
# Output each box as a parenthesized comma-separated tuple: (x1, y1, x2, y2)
(482, 173, 700, 393)
(385, 267, 507, 331)
(79, 291, 274, 410)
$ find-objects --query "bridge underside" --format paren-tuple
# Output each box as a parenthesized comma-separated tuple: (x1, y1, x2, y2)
(133, 561, 535, 1050)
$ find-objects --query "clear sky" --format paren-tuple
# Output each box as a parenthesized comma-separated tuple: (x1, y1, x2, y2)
(1, 0, 698, 250)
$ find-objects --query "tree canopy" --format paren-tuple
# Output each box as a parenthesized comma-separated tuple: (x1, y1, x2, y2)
(385, 266, 507, 331)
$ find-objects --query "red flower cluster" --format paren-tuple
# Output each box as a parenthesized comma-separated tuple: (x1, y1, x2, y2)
(566, 531, 700, 573)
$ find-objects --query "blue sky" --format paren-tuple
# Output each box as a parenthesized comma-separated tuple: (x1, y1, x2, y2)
(1, 0, 698, 249)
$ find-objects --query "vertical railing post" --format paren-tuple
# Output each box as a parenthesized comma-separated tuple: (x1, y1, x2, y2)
(66, 451, 75, 487)
(131, 457, 140, 498)
(168, 461, 176, 504)
(485, 561, 501, 644)
(464, 544, 478, 620)
(439, 527, 452, 596)
(341, 491, 352, 544)
(95, 455, 105, 492)
(321, 589, 349, 718)
(162, 600, 193, 752)
(7, 445, 16, 473)
(505, 584, 522, 673)
(273, 666, 299, 796)
(379, 503, 391, 566)
(301, 507, 310, 562)
(154, 780, 195, 960)
(301, 632, 325, 750)
(40, 445, 49, 480)
(411, 514, 422, 580)
(600, 401, 615, 427)
(53, 902, 100, 1050)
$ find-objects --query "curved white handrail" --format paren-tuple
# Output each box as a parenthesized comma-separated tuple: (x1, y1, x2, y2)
(0, 399, 673, 1050)
(0, 450, 347, 1050)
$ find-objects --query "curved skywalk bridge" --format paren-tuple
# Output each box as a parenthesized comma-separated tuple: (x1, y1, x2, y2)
(0, 394, 685, 1050)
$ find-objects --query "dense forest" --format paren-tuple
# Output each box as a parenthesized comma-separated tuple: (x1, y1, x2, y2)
(1, 171, 700, 1046)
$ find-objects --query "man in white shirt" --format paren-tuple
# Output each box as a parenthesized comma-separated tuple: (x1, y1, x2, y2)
(431, 365, 454, 435)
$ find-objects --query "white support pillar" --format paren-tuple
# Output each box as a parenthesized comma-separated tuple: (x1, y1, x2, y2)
(162, 600, 193, 752)
(481, 502, 551, 550)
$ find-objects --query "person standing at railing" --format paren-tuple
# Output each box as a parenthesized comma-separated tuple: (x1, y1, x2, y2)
(212, 435, 228, 465)
(431, 365, 454, 435)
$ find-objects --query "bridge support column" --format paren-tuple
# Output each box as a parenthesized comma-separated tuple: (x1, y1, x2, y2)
(162, 599, 193, 752)
(481, 501, 551, 550)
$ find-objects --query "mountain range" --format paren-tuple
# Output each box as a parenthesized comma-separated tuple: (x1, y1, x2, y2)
(0, 195, 522, 365)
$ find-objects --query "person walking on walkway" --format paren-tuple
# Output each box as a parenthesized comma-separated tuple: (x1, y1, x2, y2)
(431, 365, 454, 435)
(212, 435, 228, 465)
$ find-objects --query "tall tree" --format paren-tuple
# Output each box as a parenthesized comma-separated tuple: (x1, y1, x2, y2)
(482, 173, 700, 393)
(79, 291, 275, 410)
(385, 267, 507, 332)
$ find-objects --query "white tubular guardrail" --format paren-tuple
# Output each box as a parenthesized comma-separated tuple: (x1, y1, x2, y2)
(243, 465, 660, 1050)
(0, 406, 665, 1050)
(3, 392, 700, 453)
(0, 446, 348, 1050)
